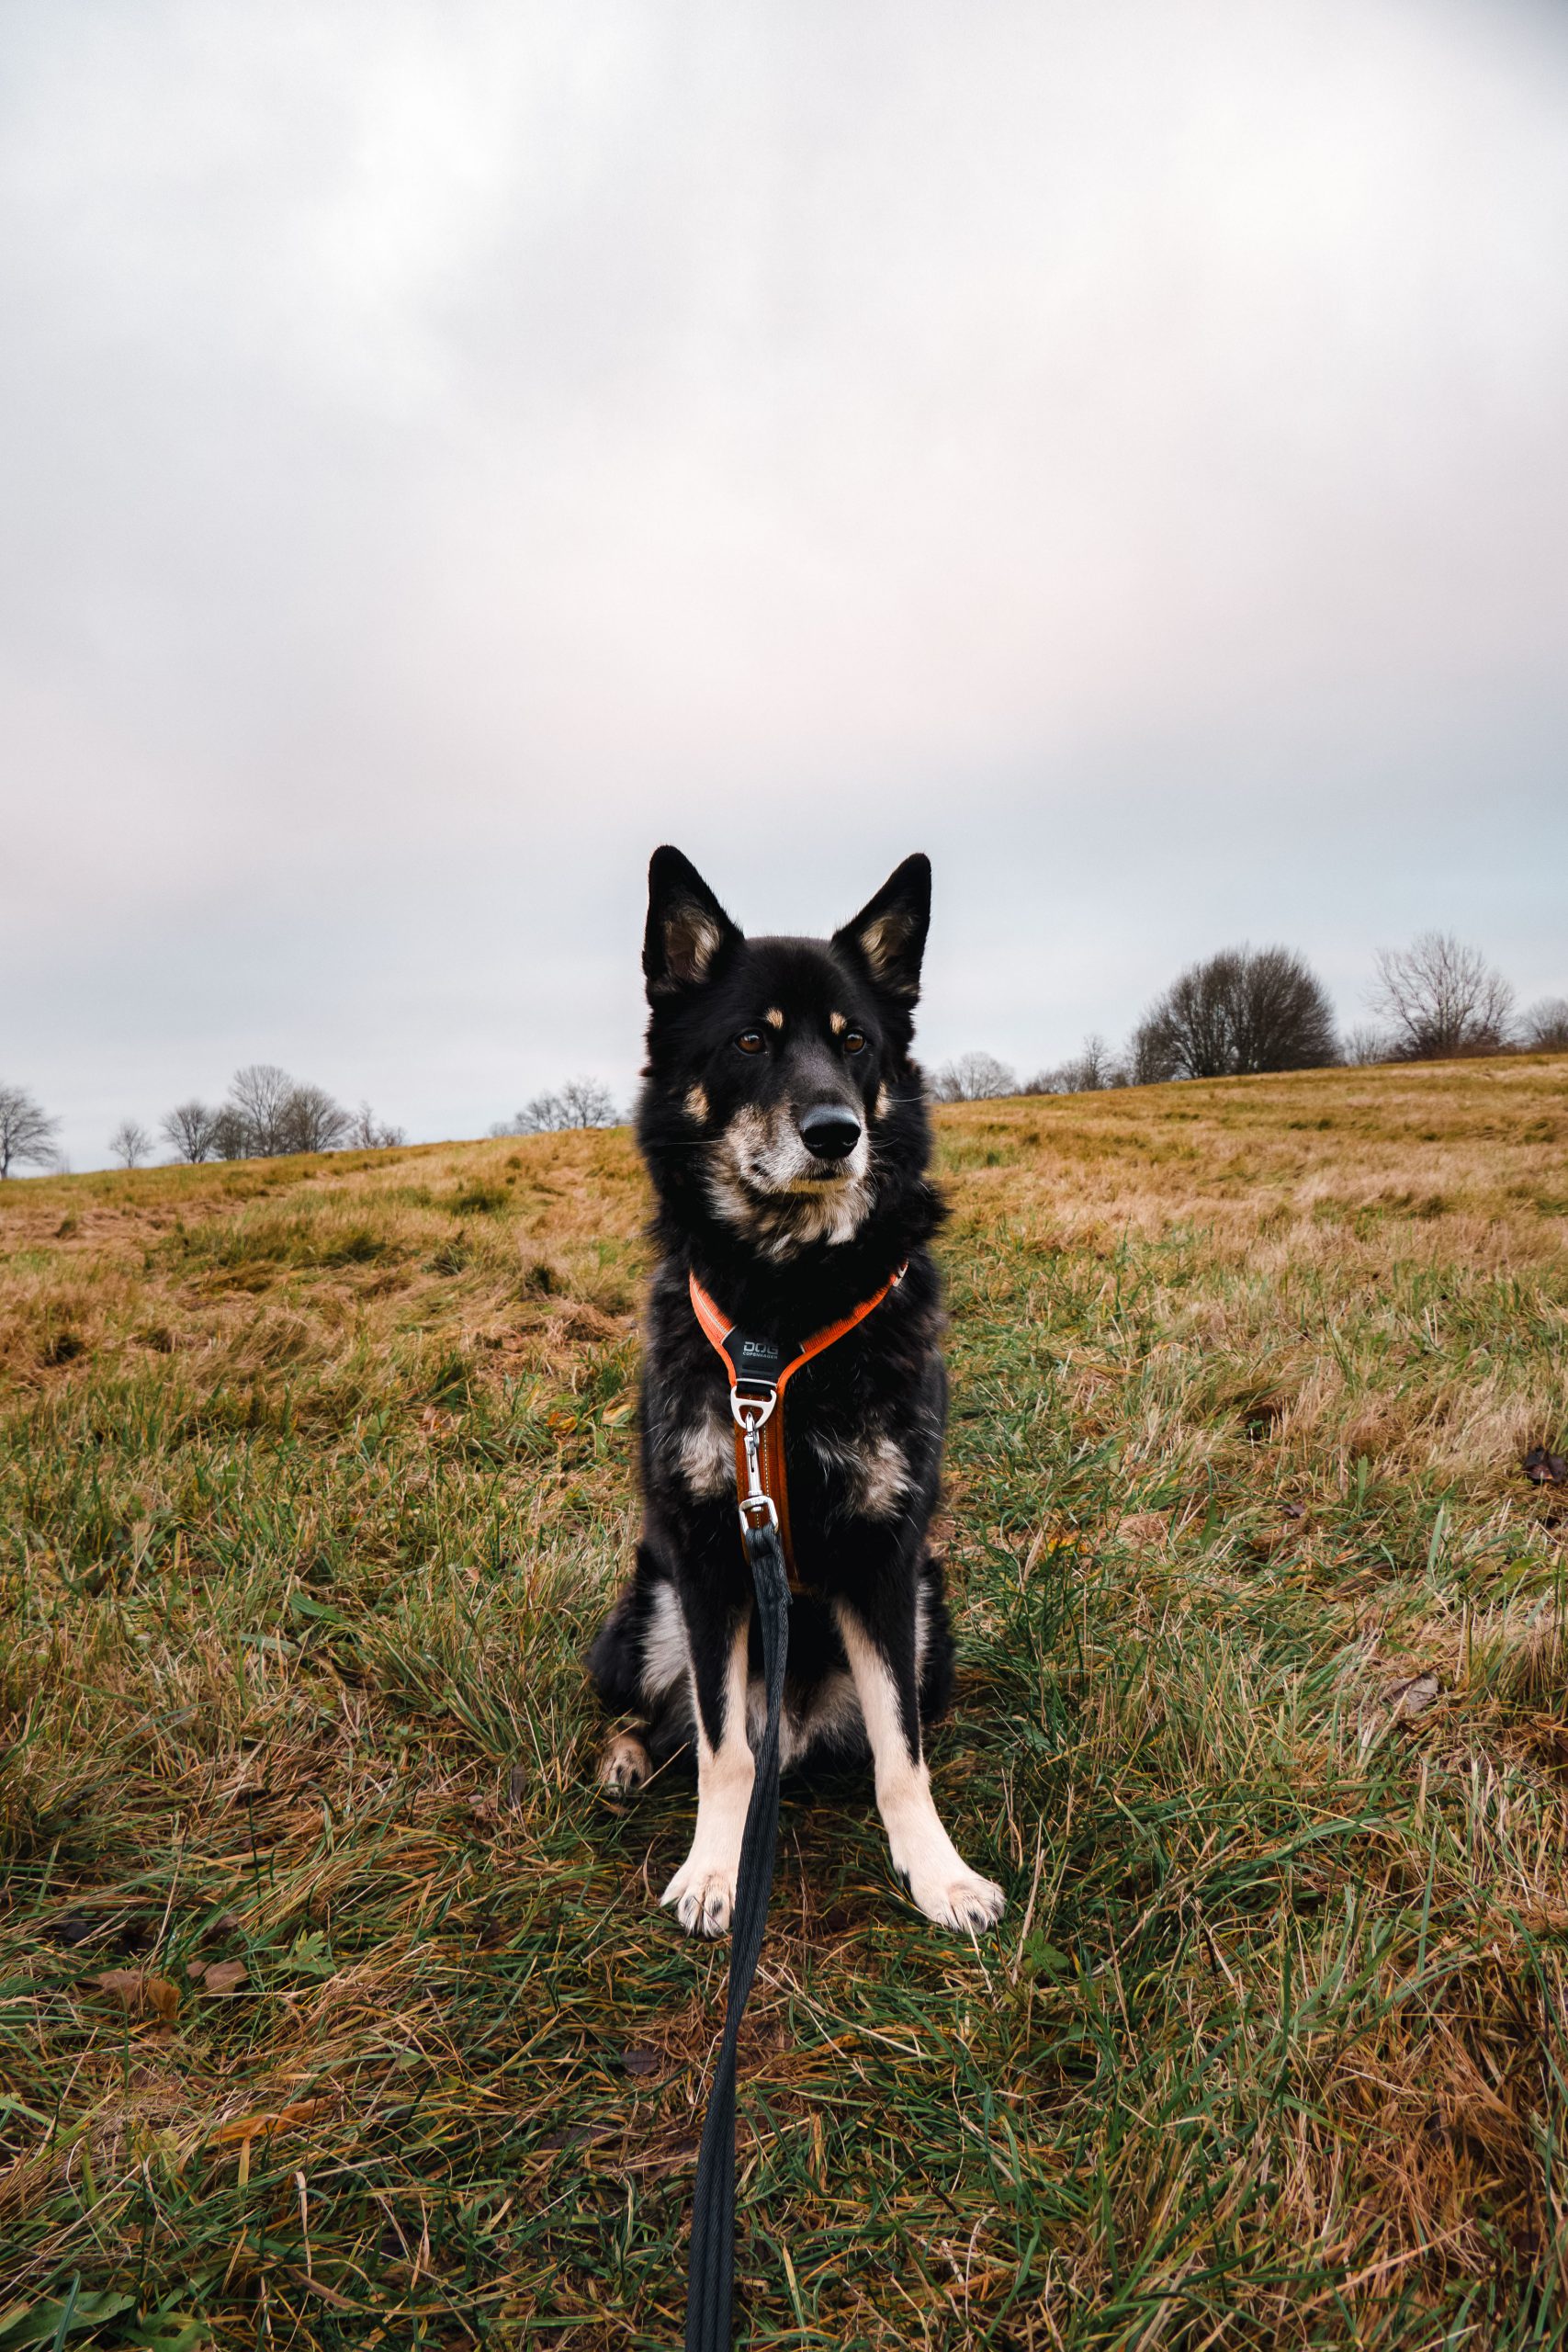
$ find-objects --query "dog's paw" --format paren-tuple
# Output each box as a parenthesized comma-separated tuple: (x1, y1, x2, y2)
(661, 1855, 738, 1938)
(598, 1733, 651, 1796)
(907, 1860, 1006, 1935)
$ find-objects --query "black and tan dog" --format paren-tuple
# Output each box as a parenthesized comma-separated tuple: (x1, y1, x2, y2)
(588, 847, 1004, 1939)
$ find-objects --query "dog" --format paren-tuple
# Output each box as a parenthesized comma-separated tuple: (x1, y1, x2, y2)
(587, 846, 1005, 1939)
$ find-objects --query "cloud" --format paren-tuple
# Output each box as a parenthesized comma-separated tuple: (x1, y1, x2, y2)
(2, 0, 1565, 1164)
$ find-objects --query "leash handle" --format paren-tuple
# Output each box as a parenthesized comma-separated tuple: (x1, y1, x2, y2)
(682, 1521, 790, 2352)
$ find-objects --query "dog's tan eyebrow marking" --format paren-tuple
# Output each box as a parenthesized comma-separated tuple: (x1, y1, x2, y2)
(829, 1012, 846, 1035)
(684, 1084, 710, 1123)
(764, 1007, 784, 1030)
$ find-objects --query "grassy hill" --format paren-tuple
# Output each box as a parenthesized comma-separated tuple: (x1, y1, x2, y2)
(2, 1058, 1566, 2349)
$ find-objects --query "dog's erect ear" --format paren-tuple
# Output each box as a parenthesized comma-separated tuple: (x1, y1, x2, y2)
(832, 854, 931, 1004)
(643, 847, 742, 999)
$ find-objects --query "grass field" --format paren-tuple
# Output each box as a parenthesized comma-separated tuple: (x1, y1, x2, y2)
(3, 1057, 1567, 2350)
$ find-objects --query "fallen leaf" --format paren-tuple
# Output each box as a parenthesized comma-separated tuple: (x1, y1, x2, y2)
(94, 1969, 146, 2004)
(210, 2095, 332, 2145)
(506, 1761, 527, 1810)
(201, 1960, 248, 1995)
(89, 1969, 179, 2021)
(1384, 1672, 1440, 1721)
(538, 2122, 617, 2153)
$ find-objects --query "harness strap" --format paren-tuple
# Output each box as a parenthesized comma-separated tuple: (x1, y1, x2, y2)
(682, 1260, 905, 2348)
(687, 1264, 905, 1590)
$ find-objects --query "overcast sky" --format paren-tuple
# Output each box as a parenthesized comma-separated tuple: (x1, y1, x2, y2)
(5, 0, 1566, 1170)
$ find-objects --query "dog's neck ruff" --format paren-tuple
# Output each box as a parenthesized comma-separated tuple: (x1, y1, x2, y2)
(688, 1263, 906, 1589)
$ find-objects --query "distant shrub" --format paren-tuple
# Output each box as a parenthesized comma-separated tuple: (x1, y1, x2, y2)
(929, 1052, 1017, 1102)
(1521, 997, 1568, 1052)
(1342, 1025, 1391, 1068)
(347, 1102, 406, 1148)
(495, 1078, 619, 1134)
(1024, 1035, 1126, 1094)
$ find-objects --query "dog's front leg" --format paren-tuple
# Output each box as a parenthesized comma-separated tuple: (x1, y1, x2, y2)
(835, 1602, 1004, 1934)
(661, 1601, 753, 1937)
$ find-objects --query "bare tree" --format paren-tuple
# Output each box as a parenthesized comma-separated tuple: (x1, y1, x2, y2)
(1369, 933, 1514, 1060)
(277, 1082, 352, 1155)
(515, 1096, 564, 1133)
(929, 1051, 1018, 1102)
(1521, 997, 1568, 1052)
(109, 1118, 152, 1169)
(502, 1077, 619, 1133)
(1125, 1021, 1175, 1088)
(0, 1083, 60, 1179)
(556, 1076, 619, 1127)
(162, 1100, 219, 1162)
(348, 1102, 406, 1148)
(220, 1066, 352, 1157)
(209, 1105, 252, 1160)
(226, 1064, 296, 1155)
(1130, 946, 1338, 1081)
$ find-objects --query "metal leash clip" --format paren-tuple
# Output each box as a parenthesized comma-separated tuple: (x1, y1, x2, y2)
(729, 1382, 779, 1537)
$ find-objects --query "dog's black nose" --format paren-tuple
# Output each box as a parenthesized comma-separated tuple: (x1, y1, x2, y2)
(799, 1104, 862, 1161)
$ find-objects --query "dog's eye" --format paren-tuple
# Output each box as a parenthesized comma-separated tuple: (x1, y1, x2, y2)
(736, 1030, 765, 1056)
(843, 1030, 867, 1054)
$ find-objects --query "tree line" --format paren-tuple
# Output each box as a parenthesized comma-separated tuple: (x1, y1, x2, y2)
(493, 933, 1565, 1124)
(0, 1065, 402, 1177)
(3, 932, 1562, 1174)
(932, 932, 1567, 1100)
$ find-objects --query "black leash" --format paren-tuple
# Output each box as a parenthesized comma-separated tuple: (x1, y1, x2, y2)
(680, 1272, 902, 2346)
(682, 1518, 790, 2352)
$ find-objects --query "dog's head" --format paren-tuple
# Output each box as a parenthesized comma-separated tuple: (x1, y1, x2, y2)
(637, 847, 932, 1257)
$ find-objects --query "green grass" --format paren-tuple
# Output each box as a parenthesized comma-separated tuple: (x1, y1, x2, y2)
(2, 1061, 1567, 2346)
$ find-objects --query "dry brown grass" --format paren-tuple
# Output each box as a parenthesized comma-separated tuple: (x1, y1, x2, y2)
(1, 1057, 1566, 2347)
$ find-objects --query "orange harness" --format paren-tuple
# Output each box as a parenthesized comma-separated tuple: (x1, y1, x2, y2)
(688, 1263, 905, 1589)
